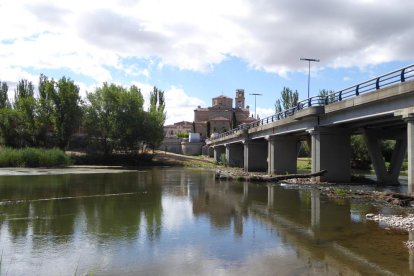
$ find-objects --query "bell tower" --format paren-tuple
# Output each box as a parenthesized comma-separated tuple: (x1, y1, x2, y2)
(235, 89, 245, 109)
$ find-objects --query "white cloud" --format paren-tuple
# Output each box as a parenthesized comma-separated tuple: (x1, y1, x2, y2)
(1, 0, 414, 87)
(256, 107, 275, 120)
(164, 86, 205, 125)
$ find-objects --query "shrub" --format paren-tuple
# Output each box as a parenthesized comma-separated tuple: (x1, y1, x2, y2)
(0, 147, 71, 167)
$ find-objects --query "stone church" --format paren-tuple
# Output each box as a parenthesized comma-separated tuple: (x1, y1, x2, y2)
(194, 89, 255, 138)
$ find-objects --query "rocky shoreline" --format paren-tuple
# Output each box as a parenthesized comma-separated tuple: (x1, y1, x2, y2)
(366, 214, 414, 248)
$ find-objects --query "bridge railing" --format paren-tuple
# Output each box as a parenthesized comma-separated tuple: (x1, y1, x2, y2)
(207, 64, 414, 143)
(324, 64, 414, 104)
(208, 95, 326, 141)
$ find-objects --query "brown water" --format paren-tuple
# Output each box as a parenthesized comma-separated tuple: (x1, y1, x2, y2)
(0, 167, 413, 275)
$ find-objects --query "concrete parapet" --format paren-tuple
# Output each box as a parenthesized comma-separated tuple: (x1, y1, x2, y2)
(181, 141, 204, 156)
(159, 138, 183, 154)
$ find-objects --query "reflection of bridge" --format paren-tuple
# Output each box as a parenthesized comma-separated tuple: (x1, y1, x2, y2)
(206, 65, 414, 191)
(198, 180, 413, 275)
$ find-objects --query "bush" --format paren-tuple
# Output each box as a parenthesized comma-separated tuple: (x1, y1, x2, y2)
(0, 147, 71, 167)
(351, 135, 371, 170)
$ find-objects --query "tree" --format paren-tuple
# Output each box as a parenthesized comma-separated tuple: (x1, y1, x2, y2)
(13, 79, 37, 146)
(280, 87, 299, 110)
(50, 77, 82, 149)
(206, 121, 211, 138)
(36, 74, 55, 147)
(0, 81, 10, 109)
(275, 99, 282, 113)
(231, 111, 237, 129)
(0, 108, 25, 147)
(318, 89, 336, 105)
(351, 134, 371, 169)
(84, 83, 145, 154)
(144, 86, 166, 150)
(115, 85, 145, 151)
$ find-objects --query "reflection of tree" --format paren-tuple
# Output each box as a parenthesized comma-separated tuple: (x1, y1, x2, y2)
(0, 171, 163, 243)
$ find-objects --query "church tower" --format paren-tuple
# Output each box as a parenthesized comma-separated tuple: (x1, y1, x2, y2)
(235, 89, 245, 109)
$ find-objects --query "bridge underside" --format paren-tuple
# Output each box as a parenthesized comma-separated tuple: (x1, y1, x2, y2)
(207, 79, 414, 193)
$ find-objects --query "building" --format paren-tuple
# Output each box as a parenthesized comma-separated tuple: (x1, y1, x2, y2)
(164, 121, 193, 138)
(194, 89, 255, 138)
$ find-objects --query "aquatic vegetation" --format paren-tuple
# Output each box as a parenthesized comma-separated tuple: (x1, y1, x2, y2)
(0, 147, 71, 167)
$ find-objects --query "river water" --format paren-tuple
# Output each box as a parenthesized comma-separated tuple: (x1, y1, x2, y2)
(0, 167, 413, 275)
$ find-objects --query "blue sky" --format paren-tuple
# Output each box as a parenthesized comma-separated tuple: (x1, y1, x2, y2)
(1, 0, 413, 124)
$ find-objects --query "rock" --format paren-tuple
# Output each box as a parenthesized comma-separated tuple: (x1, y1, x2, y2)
(366, 213, 375, 218)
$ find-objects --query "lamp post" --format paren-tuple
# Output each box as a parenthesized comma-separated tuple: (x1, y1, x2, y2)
(249, 93, 262, 119)
(300, 58, 320, 99)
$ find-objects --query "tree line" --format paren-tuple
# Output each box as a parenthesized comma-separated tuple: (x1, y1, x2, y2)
(0, 75, 165, 155)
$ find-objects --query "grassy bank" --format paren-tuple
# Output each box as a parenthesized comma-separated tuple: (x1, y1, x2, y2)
(0, 147, 71, 167)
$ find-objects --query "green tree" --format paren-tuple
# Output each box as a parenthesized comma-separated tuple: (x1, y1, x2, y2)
(84, 83, 121, 155)
(36, 74, 55, 147)
(13, 79, 37, 146)
(206, 121, 211, 137)
(50, 76, 82, 149)
(0, 108, 25, 147)
(280, 87, 299, 110)
(145, 86, 166, 150)
(0, 81, 10, 109)
(275, 99, 282, 113)
(351, 134, 371, 169)
(231, 111, 237, 129)
(115, 85, 145, 151)
(84, 83, 145, 154)
(318, 89, 336, 105)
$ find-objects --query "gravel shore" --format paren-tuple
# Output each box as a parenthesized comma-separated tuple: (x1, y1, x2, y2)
(366, 213, 414, 248)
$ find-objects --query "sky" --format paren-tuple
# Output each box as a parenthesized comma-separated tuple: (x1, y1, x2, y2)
(1, 0, 413, 125)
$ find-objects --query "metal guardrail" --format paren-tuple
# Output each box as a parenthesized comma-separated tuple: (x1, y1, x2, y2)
(207, 64, 414, 143)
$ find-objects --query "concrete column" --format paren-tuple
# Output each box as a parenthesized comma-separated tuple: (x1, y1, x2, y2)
(226, 143, 244, 167)
(213, 145, 226, 163)
(267, 135, 297, 175)
(207, 146, 214, 158)
(244, 139, 268, 172)
(408, 118, 414, 194)
(364, 129, 407, 185)
(309, 127, 351, 182)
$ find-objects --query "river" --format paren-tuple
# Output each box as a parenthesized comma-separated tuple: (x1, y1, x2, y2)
(0, 167, 413, 275)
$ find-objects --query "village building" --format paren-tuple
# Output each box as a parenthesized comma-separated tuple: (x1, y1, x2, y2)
(194, 89, 255, 138)
(163, 121, 193, 138)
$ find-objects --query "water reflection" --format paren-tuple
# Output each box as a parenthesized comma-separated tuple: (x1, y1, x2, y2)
(0, 168, 413, 275)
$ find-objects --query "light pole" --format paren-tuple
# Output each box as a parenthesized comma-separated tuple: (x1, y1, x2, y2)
(300, 58, 320, 99)
(249, 93, 262, 119)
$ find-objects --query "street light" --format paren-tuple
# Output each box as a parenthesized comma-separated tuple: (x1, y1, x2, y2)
(300, 58, 320, 99)
(249, 93, 262, 119)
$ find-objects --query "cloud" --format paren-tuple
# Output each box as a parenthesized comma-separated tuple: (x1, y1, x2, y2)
(1, 0, 414, 89)
(164, 86, 205, 125)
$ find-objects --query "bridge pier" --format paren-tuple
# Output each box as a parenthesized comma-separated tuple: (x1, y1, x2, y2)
(407, 118, 414, 194)
(213, 145, 226, 163)
(364, 129, 407, 185)
(244, 139, 268, 172)
(309, 127, 351, 182)
(207, 146, 214, 158)
(226, 143, 244, 167)
(267, 135, 297, 175)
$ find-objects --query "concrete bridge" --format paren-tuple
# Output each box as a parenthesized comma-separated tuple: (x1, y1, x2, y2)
(206, 64, 414, 192)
